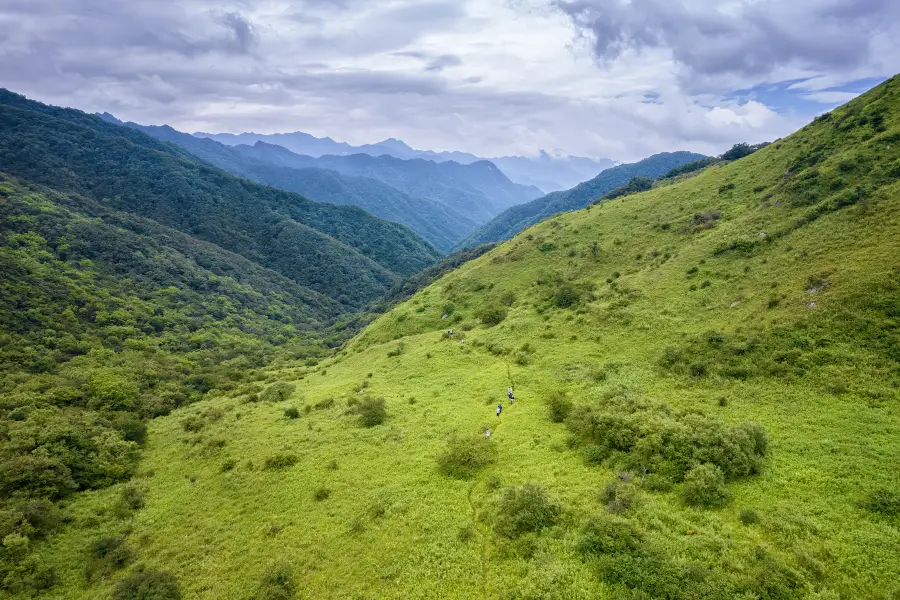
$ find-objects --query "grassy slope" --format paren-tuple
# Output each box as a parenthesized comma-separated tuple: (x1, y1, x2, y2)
(27, 80, 900, 599)
(461, 151, 707, 248)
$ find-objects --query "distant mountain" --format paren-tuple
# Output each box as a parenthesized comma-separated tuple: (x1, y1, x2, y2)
(1, 89, 440, 308)
(105, 117, 533, 250)
(460, 151, 707, 247)
(231, 143, 543, 221)
(103, 119, 476, 252)
(195, 130, 614, 192)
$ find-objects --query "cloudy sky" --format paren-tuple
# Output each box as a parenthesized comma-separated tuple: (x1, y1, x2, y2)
(1, 0, 897, 161)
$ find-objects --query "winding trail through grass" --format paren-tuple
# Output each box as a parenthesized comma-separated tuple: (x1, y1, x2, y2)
(466, 402, 511, 600)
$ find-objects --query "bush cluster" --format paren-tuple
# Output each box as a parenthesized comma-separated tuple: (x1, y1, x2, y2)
(436, 433, 496, 479)
(112, 570, 181, 600)
(253, 562, 295, 600)
(477, 305, 508, 327)
(261, 382, 296, 403)
(354, 396, 387, 427)
(494, 483, 561, 539)
(564, 396, 767, 495)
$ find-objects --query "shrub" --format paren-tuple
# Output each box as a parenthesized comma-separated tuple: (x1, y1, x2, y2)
(112, 570, 181, 600)
(283, 407, 300, 419)
(261, 382, 296, 403)
(85, 537, 133, 581)
(355, 396, 387, 427)
(499, 291, 516, 307)
(600, 479, 638, 514)
(117, 481, 146, 513)
(478, 305, 508, 327)
(739, 508, 761, 525)
(0, 455, 77, 500)
(643, 473, 673, 492)
(263, 454, 299, 470)
(546, 390, 572, 423)
(313, 487, 331, 502)
(494, 483, 561, 538)
(253, 562, 295, 600)
(220, 459, 237, 472)
(578, 516, 642, 556)
(859, 489, 900, 516)
(553, 285, 580, 308)
(181, 416, 204, 433)
(436, 433, 496, 479)
(682, 464, 731, 508)
(386, 344, 404, 357)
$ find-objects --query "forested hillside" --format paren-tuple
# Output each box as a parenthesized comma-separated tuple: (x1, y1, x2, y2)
(0, 89, 440, 304)
(462, 151, 706, 247)
(14, 75, 899, 600)
(108, 120, 477, 253)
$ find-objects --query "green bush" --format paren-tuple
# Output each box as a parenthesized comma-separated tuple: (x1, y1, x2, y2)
(355, 396, 387, 427)
(739, 508, 761, 525)
(85, 537, 133, 581)
(261, 382, 295, 403)
(494, 483, 561, 539)
(643, 474, 673, 492)
(436, 433, 496, 479)
(283, 407, 300, 419)
(313, 487, 331, 502)
(252, 562, 295, 600)
(478, 305, 508, 327)
(565, 398, 768, 483)
(546, 390, 572, 423)
(578, 516, 642, 556)
(682, 464, 731, 508)
(263, 454, 299, 470)
(859, 489, 900, 516)
(112, 570, 181, 600)
(600, 479, 638, 514)
(553, 285, 580, 308)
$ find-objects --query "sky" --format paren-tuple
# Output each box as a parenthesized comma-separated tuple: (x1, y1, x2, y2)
(1, 0, 897, 161)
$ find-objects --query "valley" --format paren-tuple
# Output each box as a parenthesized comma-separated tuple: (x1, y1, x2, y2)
(2, 75, 897, 600)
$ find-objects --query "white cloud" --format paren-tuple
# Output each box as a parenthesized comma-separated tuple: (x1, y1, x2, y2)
(0, 0, 893, 162)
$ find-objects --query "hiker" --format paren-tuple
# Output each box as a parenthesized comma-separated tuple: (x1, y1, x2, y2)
(448, 329, 454, 337)
(485, 429, 491, 438)
(508, 387, 514, 403)
(496, 404, 502, 417)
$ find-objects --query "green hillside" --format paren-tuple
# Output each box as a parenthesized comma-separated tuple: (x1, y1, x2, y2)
(461, 151, 707, 248)
(7, 78, 900, 600)
(111, 121, 477, 253)
(0, 90, 440, 305)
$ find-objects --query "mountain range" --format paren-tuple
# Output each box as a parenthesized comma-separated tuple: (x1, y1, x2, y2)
(100, 115, 541, 252)
(194, 129, 615, 192)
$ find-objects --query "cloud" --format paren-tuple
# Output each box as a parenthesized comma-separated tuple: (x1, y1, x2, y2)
(0, 0, 891, 162)
(802, 90, 861, 103)
(553, 0, 900, 90)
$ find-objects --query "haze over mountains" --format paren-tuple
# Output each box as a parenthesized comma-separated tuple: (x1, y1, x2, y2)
(195, 130, 616, 192)
(101, 114, 544, 252)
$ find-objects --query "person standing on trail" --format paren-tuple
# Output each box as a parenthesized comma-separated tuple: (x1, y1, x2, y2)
(485, 429, 491, 438)
(496, 404, 502, 417)
(508, 387, 514, 403)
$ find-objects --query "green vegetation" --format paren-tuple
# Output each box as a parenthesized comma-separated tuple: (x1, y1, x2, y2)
(4, 78, 900, 599)
(113, 122, 486, 253)
(0, 89, 440, 306)
(461, 151, 706, 246)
